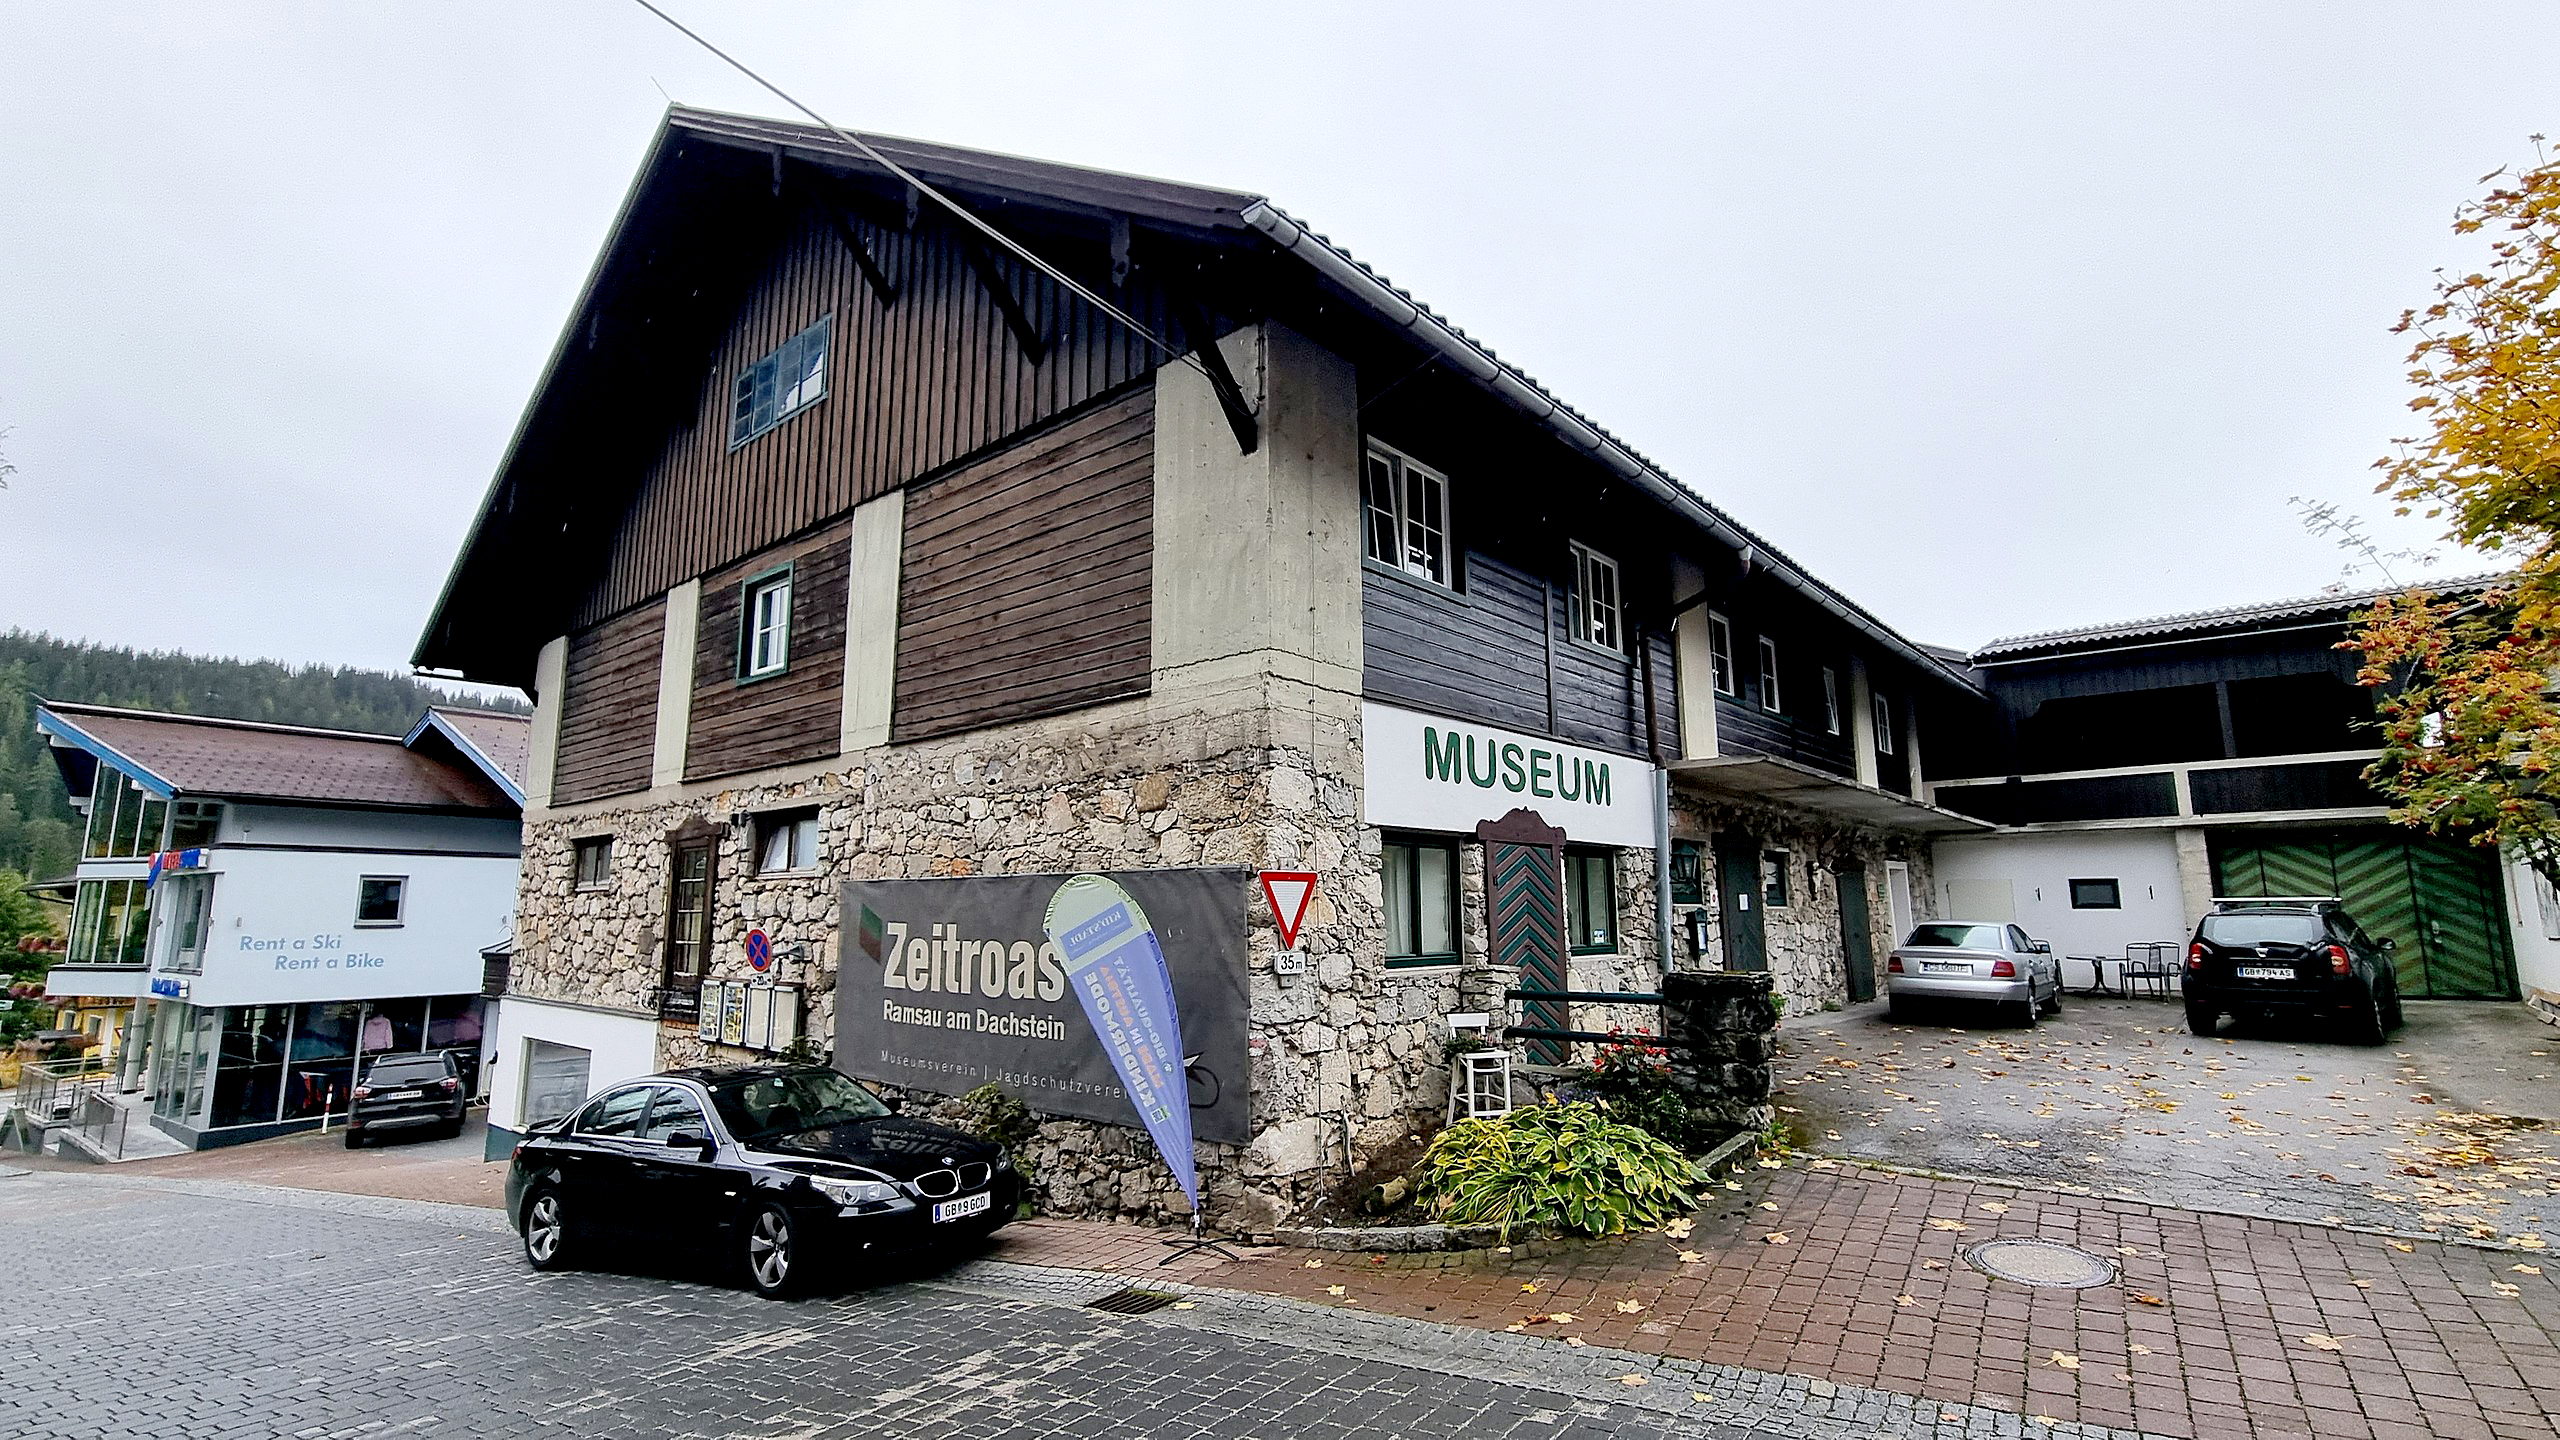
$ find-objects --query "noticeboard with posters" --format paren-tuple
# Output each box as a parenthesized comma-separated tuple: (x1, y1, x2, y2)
(837, 868, 1251, 1145)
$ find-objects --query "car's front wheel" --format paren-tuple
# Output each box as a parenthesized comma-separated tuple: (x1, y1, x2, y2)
(744, 1203, 806, 1299)
(522, 1186, 576, 1271)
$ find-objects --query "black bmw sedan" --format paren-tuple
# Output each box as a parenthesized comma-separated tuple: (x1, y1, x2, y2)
(505, 1064, 1020, 1298)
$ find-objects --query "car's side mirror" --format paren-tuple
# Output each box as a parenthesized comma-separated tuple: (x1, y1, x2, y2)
(665, 1130, 711, 1152)
(2379, 937, 2397, 951)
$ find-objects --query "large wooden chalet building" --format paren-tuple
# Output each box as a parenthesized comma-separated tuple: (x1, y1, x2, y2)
(418, 109, 2548, 1225)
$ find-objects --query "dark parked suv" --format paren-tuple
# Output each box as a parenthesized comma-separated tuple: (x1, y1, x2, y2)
(346, 1050, 469, 1146)
(2184, 898, 2404, 1044)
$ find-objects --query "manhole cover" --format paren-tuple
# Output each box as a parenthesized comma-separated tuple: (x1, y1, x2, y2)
(1962, 1239, 2117, 1289)
(1084, 1286, 1184, 1315)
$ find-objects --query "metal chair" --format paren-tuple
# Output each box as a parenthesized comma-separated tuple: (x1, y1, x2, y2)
(2121, 942, 2182, 1000)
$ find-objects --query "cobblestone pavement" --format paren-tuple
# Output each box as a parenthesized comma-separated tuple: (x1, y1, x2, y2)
(1773, 996, 2560, 1240)
(0, 1171, 2144, 1440)
(1196, 1163, 2560, 1440)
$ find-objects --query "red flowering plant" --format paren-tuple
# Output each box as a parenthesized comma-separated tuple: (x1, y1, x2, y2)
(1567, 1027, 1703, 1152)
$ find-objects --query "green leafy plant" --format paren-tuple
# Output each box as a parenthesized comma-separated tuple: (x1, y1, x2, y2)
(1418, 1101, 1705, 1239)
(957, 1082, 1041, 1212)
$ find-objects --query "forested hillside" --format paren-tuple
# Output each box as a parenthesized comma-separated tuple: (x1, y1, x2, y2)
(0, 631, 525, 883)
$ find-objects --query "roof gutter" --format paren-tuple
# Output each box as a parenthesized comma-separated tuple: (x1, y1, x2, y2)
(1239, 201, 1982, 699)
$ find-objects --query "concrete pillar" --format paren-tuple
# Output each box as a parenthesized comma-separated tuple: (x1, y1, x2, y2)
(1671, 556, 1719, 760)
(2173, 828, 2215, 937)
(1150, 321, 1363, 696)
(524, 636, 569, 813)
(650, 581, 700, 789)
(1847, 656, 1879, 787)
(841, 490, 904, 753)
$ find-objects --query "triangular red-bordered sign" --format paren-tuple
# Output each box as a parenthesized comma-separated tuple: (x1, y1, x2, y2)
(1260, 871, 1318, 950)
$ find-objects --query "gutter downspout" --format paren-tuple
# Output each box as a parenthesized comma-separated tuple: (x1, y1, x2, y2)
(1239, 201, 1981, 701)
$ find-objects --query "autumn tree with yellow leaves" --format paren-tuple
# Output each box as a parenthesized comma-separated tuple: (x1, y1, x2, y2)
(2355, 141, 2560, 881)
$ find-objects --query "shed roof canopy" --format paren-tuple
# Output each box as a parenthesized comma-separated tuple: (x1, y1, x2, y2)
(1669, 754, 1993, 835)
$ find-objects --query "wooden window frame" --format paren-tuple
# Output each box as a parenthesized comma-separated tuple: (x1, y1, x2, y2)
(1381, 833, 1461, 969)
(1873, 692, 1895, 755)
(1761, 849, 1792, 908)
(1757, 635, 1783, 715)
(1568, 541, 1626, 656)
(1821, 668, 1841, 735)
(572, 836, 614, 892)
(661, 816, 725, 1004)
(1706, 613, 1737, 697)
(727, 313, 832, 450)
(1361, 441, 1455, 591)
(738, 564, 794, 682)
(1564, 846, 1618, 955)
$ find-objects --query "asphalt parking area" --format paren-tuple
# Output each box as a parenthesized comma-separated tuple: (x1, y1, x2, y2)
(1775, 994, 2560, 1244)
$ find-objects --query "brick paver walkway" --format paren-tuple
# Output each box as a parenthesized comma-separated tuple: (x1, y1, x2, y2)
(1163, 1163, 2560, 1440)
(53, 1121, 2560, 1439)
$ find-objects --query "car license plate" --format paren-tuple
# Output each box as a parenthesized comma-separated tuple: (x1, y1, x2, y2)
(2235, 965, 2293, 980)
(1920, 961, 1967, 973)
(379, 1090, 421, 1101)
(932, 1191, 992, 1224)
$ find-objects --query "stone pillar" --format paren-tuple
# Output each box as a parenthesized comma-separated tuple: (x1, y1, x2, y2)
(524, 635, 568, 813)
(841, 490, 904, 752)
(1661, 970, 1778, 1137)
(651, 581, 700, 789)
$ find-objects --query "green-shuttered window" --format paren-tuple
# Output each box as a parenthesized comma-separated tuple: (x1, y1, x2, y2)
(1383, 835, 1458, 967)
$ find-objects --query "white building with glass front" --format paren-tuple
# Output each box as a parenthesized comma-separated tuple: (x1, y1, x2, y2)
(36, 702, 527, 1149)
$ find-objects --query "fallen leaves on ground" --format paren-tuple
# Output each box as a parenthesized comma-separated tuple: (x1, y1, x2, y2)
(2514, 1263, 2543, 1275)
(2129, 1343, 2153, 1355)
(1663, 1219, 1694, 1239)
(2131, 1292, 2165, 1306)
(1564, 1335, 1587, 1347)
(1618, 1374, 1648, 1386)
(1172, 1301, 1196, 1310)
(2389, 1241, 2416, 1252)
(1764, 1232, 1792, 1245)
(1615, 1299, 1645, 1313)
(1677, 1250, 1703, 1264)
(1304, 1259, 1323, 1268)
(1926, 1218, 1968, 1232)
(1980, 1201, 2010, 1213)
(1520, 1282, 1538, 1292)
(2048, 1351, 2080, 1370)
(2302, 1334, 2344, 1352)
(1895, 1294, 1916, 1307)
(1325, 1285, 1346, 1297)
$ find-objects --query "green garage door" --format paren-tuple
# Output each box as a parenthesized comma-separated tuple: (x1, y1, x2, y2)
(2212, 828, 2518, 999)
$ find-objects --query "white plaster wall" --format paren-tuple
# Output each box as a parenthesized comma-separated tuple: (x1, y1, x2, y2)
(185, 848, 517, 1007)
(2499, 848, 2560, 1004)
(482, 997, 661, 1134)
(1930, 830, 2189, 962)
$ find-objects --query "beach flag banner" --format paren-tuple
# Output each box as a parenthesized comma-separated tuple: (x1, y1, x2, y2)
(1043, 873, 1198, 1211)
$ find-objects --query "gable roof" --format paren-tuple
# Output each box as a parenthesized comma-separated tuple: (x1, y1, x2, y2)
(404, 707, 531, 805)
(36, 701, 519, 814)
(1972, 572, 2509, 663)
(416, 105, 1980, 698)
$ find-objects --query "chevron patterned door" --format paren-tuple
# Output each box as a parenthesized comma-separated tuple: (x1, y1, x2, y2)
(1488, 839, 1570, 1063)
(2212, 828, 2518, 1000)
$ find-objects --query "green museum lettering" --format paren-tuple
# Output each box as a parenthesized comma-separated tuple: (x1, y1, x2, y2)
(1422, 726, 1610, 805)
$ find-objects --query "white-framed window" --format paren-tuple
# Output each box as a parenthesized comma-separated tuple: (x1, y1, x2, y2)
(1757, 636, 1783, 714)
(1361, 442, 1452, 588)
(729, 314, 832, 449)
(1762, 849, 1792, 907)
(755, 808, 821, 875)
(1569, 542, 1624, 653)
(1873, 693, 1894, 754)
(1821, 668, 1841, 734)
(743, 569, 793, 678)
(155, 873, 215, 975)
(1707, 613, 1736, 696)
(356, 876, 407, 927)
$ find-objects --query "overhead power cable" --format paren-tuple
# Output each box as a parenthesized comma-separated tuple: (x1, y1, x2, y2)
(627, 0, 1217, 386)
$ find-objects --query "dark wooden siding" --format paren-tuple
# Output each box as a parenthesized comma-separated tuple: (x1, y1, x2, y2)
(1360, 552, 1677, 761)
(553, 600, 664, 805)
(683, 517, 854, 782)
(891, 389, 1155, 742)
(578, 205, 1176, 629)
(1709, 600, 1858, 777)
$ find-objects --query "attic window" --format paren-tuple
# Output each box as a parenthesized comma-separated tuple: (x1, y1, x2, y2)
(729, 315, 832, 449)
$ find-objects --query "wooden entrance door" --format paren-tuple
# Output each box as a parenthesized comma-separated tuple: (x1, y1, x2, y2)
(1479, 809, 1569, 1064)
(1716, 834, 1767, 972)
(1837, 861, 1876, 1002)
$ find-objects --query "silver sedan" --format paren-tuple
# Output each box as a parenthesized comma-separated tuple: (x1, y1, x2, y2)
(1885, 920, 2064, 1026)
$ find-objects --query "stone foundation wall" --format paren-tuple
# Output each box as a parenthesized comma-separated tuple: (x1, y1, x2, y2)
(1661, 969, 1779, 1138)
(1666, 792, 1935, 1016)
(512, 675, 1494, 1231)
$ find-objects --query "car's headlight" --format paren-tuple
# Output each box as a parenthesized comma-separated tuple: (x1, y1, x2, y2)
(811, 1177, 902, 1209)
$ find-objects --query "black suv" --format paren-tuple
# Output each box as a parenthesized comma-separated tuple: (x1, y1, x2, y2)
(2183, 899, 2404, 1044)
(346, 1050, 469, 1146)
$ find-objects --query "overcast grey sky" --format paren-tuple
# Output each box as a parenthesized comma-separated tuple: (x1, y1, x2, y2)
(3, 2, 2551, 687)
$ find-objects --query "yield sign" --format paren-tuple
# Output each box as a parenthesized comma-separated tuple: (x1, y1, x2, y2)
(1260, 871, 1318, 950)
